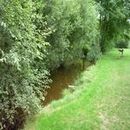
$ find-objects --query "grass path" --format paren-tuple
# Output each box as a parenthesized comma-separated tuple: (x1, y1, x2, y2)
(25, 49, 130, 130)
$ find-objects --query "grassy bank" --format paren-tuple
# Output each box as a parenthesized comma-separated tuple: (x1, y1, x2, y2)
(25, 49, 130, 130)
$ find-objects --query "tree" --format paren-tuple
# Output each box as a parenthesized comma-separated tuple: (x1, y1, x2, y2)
(0, 1, 49, 129)
(96, 0, 130, 52)
(0, 0, 100, 129)
(43, 0, 99, 69)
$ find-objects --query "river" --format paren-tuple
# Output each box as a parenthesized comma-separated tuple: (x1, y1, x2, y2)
(43, 61, 90, 106)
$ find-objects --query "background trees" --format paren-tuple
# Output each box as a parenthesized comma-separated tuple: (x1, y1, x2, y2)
(96, 0, 130, 52)
(43, 0, 99, 69)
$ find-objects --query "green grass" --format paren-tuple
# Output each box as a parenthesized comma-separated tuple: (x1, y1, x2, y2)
(25, 49, 130, 130)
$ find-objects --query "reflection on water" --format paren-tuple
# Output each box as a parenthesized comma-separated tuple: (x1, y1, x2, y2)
(43, 65, 81, 106)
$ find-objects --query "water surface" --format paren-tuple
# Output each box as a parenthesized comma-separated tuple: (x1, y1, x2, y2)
(43, 65, 81, 105)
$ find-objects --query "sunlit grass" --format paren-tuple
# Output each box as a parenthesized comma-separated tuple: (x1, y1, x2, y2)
(24, 49, 130, 130)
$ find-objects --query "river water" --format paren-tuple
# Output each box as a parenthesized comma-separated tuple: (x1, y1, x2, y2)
(43, 64, 82, 105)
(43, 60, 91, 106)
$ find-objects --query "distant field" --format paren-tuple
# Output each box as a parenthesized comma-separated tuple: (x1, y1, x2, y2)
(25, 49, 130, 130)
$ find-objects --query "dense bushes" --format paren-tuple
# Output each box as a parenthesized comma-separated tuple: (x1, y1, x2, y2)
(87, 44, 101, 64)
(96, 0, 130, 52)
(0, 1, 49, 129)
(43, 0, 99, 69)
(0, 0, 99, 129)
(116, 40, 129, 48)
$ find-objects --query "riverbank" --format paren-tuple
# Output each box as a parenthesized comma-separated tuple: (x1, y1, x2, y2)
(24, 49, 130, 130)
(43, 64, 81, 105)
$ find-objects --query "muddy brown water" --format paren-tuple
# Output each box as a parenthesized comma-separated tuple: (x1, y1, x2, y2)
(43, 61, 90, 106)
(43, 65, 82, 106)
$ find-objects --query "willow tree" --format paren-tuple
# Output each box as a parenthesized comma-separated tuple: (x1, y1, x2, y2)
(43, 0, 99, 69)
(96, 0, 130, 52)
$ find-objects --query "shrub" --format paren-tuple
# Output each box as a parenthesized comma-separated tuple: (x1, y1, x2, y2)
(116, 40, 129, 48)
(0, 1, 49, 129)
(87, 44, 101, 64)
(43, 0, 99, 69)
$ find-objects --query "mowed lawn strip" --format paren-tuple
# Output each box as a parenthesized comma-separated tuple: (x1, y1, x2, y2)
(25, 49, 130, 130)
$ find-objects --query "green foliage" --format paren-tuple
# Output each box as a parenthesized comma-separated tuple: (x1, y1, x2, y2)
(3, 0, 130, 129)
(0, 1, 49, 129)
(116, 40, 129, 48)
(43, 0, 99, 69)
(87, 44, 101, 64)
(0, 0, 99, 129)
(96, 0, 130, 52)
